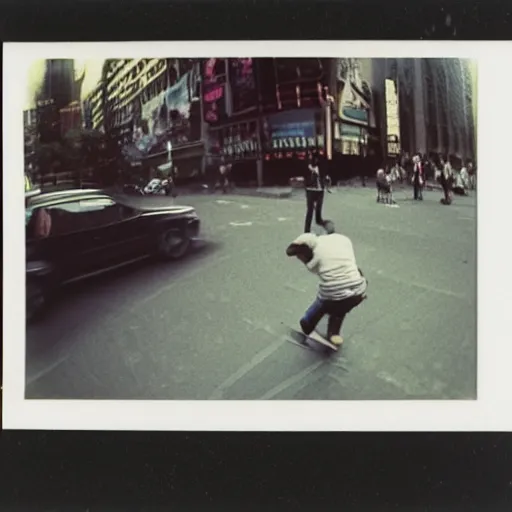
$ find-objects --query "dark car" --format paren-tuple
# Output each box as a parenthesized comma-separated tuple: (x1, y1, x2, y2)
(25, 189, 200, 321)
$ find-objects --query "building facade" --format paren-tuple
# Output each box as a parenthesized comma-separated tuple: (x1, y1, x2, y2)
(372, 58, 477, 164)
(94, 58, 204, 179)
(59, 101, 82, 137)
(202, 58, 331, 186)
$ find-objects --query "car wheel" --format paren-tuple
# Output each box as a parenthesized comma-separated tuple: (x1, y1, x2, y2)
(27, 281, 46, 322)
(158, 230, 191, 260)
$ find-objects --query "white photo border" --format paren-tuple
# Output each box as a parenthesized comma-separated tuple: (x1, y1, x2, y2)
(3, 41, 510, 431)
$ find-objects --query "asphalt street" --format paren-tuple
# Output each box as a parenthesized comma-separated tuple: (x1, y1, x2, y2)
(25, 185, 477, 400)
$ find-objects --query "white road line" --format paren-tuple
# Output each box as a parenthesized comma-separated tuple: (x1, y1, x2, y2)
(367, 269, 470, 301)
(208, 339, 285, 399)
(216, 200, 232, 205)
(277, 217, 290, 221)
(240, 204, 250, 209)
(136, 249, 250, 309)
(26, 353, 70, 387)
(229, 221, 252, 227)
(258, 360, 326, 400)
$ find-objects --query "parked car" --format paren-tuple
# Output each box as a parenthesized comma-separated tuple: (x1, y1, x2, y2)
(25, 188, 200, 321)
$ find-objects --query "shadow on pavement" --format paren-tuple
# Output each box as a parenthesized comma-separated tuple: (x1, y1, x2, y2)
(25, 239, 224, 358)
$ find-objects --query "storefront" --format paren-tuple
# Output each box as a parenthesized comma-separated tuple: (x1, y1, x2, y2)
(205, 119, 261, 184)
(262, 108, 325, 161)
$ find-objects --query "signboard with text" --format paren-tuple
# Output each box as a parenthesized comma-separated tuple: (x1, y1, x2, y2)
(385, 78, 401, 156)
(202, 58, 227, 124)
(209, 121, 260, 160)
(262, 109, 324, 158)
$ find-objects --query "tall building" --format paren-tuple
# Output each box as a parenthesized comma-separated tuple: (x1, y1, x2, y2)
(59, 101, 82, 137)
(372, 58, 477, 162)
(83, 82, 104, 131)
(36, 59, 84, 143)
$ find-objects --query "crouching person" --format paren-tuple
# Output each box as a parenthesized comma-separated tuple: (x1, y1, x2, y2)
(286, 230, 368, 348)
(376, 169, 394, 204)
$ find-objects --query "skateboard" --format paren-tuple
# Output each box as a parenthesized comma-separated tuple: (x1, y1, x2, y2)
(286, 327, 339, 352)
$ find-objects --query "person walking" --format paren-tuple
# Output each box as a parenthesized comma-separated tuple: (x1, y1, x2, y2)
(412, 154, 424, 200)
(303, 153, 329, 233)
(440, 156, 454, 205)
(286, 230, 368, 348)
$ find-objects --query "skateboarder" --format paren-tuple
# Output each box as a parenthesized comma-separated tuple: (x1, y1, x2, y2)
(286, 229, 368, 347)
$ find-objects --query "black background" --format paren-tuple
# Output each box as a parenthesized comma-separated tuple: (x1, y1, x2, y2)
(2, 1, 511, 511)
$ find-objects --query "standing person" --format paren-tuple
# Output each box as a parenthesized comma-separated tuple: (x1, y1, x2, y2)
(412, 154, 424, 200)
(303, 153, 328, 233)
(467, 162, 476, 190)
(285, 230, 368, 347)
(440, 156, 454, 205)
(216, 157, 230, 193)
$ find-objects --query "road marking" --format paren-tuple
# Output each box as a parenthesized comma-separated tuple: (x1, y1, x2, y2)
(136, 248, 250, 309)
(209, 339, 285, 399)
(26, 353, 70, 387)
(216, 200, 232, 205)
(368, 270, 470, 301)
(240, 204, 250, 209)
(229, 221, 252, 227)
(278, 217, 290, 221)
(257, 360, 326, 400)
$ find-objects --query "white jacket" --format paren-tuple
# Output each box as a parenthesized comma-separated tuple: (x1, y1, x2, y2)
(291, 233, 367, 300)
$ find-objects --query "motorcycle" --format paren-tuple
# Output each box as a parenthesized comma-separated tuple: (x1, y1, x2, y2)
(123, 177, 176, 197)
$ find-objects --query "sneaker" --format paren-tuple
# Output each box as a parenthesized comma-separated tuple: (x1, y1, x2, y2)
(329, 335, 344, 346)
(323, 220, 335, 234)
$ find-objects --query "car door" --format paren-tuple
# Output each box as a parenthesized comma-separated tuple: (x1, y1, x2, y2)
(76, 197, 152, 268)
(27, 201, 100, 282)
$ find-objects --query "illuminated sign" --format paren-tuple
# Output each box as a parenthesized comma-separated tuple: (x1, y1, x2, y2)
(202, 58, 227, 124)
(271, 135, 324, 150)
(385, 78, 401, 156)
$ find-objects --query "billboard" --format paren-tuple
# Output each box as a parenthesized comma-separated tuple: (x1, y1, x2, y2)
(336, 58, 374, 127)
(262, 109, 324, 158)
(385, 78, 401, 156)
(136, 64, 202, 154)
(228, 58, 257, 114)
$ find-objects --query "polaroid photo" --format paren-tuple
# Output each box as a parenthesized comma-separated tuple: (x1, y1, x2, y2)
(3, 41, 511, 431)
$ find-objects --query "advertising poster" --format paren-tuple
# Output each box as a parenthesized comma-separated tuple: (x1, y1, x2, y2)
(336, 58, 374, 127)
(136, 65, 202, 154)
(385, 78, 401, 156)
(228, 58, 257, 114)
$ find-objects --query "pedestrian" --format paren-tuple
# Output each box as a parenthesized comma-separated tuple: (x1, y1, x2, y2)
(412, 154, 424, 200)
(285, 230, 368, 347)
(439, 156, 454, 205)
(303, 153, 329, 233)
(376, 168, 395, 204)
(467, 162, 476, 190)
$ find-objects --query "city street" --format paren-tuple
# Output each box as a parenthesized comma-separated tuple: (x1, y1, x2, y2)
(25, 185, 477, 400)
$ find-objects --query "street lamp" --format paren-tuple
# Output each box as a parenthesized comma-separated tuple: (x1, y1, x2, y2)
(323, 86, 335, 161)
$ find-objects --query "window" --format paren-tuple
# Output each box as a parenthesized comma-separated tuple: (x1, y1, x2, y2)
(27, 198, 132, 239)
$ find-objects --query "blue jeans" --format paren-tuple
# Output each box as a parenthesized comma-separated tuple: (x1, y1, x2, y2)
(300, 295, 365, 338)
